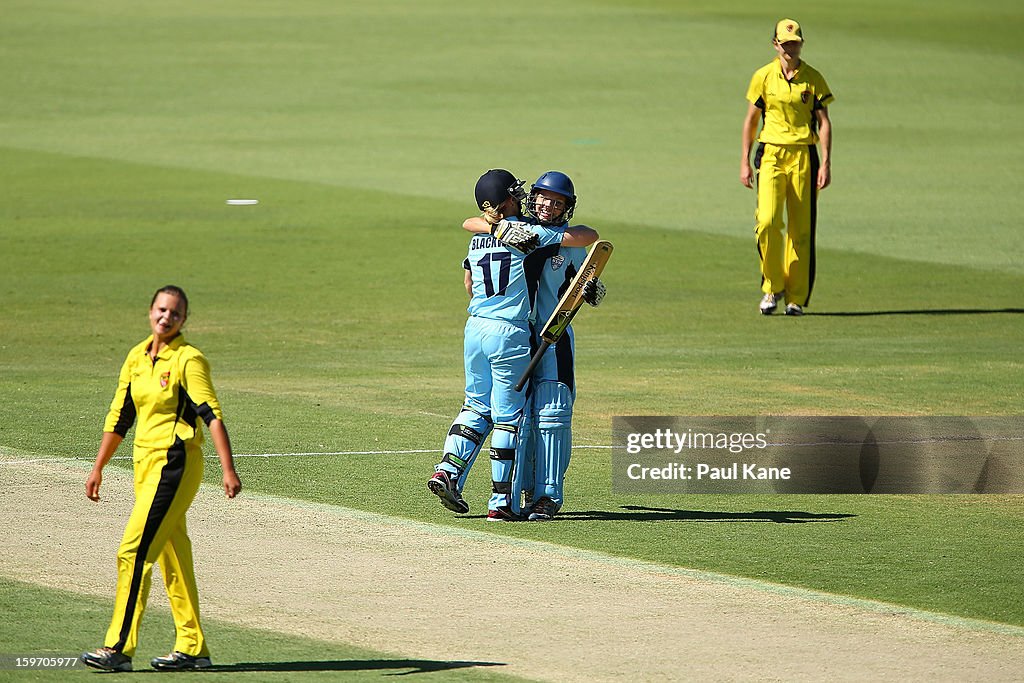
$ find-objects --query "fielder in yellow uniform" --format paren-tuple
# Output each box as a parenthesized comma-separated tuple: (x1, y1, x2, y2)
(741, 18, 834, 316)
(81, 286, 241, 673)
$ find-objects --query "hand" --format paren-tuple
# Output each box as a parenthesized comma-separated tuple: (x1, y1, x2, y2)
(223, 470, 242, 499)
(85, 469, 102, 502)
(740, 162, 754, 189)
(493, 220, 540, 253)
(582, 278, 606, 307)
(817, 163, 832, 190)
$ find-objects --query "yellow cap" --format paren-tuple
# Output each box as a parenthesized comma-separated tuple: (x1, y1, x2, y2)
(775, 19, 803, 43)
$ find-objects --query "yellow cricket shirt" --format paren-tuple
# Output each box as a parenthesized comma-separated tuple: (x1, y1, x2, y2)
(747, 58, 834, 145)
(104, 334, 224, 449)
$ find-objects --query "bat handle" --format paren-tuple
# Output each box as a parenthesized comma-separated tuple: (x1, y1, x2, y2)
(514, 341, 551, 392)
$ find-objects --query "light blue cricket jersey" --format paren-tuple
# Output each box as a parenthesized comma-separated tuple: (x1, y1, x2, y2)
(464, 220, 564, 323)
(535, 230, 587, 325)
(532, 225, 587, 390)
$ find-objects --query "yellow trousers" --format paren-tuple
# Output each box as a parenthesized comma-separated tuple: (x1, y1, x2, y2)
(754, 142, 820, 307)
(104, 440, 208, 658)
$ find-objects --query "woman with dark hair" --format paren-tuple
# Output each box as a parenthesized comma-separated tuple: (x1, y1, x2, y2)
(81, 285, 241, 672)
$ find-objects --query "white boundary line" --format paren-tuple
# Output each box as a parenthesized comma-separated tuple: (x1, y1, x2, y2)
(0, 445, 612, 466)
(763, 435, 1024, 448)
(11, 434, 1024, 464)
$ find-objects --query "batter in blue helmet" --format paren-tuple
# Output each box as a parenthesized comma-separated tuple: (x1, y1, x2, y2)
(522, 171, 606, 521)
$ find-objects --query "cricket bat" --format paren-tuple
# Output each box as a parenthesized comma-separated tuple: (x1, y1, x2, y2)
(514, 240, 614, 392)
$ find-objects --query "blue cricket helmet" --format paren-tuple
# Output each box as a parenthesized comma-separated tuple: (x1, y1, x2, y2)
(529, 171, 576, 225)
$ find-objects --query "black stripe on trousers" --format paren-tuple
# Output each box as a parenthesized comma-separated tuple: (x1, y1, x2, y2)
(753, 142, 767, 288)
(805, 145, 820, 307)
(113, 438, 187, 652)
(555, 335, 575, 392)
(527, 329, 576, 393)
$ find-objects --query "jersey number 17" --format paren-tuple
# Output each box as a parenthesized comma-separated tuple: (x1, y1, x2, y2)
(477, 253, 511, 297)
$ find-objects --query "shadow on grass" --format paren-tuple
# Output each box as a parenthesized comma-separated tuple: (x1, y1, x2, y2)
(559, 506, 856, 524)
(206, 658, 506, 674)
(809, 308, 1024, 317)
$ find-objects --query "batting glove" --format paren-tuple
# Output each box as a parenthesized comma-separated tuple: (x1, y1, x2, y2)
(492, 220, 540, 254)
(582, 278, 606, 307)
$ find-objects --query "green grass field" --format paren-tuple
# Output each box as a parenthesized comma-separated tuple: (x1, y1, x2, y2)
(2, 0, 1023, 675)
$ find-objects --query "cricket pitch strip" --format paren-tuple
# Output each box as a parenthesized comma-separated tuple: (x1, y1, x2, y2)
(3, 457, 1023, 681)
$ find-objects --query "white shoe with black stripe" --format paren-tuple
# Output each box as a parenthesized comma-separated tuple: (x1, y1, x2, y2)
(759, 291, 784, 315)
(81, 647, 132, 672)
(150, 651, 212, 670)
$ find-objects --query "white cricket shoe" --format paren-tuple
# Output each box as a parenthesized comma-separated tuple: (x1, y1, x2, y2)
(150, 651, 212, 670)
(81, 647, 132, 672)
(759, 291, 784, 315)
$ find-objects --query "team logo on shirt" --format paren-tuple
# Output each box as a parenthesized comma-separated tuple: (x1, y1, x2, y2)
(801, 90, 810, 103)
(550, 254, 565, 270)
(160, 371, 170, 388)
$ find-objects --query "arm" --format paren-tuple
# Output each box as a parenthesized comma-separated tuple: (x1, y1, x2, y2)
(740, 102, 761, 188)
(464, 268, 473, 297)
(815, 107, 832, 189)
(209, 418, 241, 498)
(464, 216, 538, 253)
(463, 216, 490, 234)
(85, 431, 124, 501)
(89, 357, 135, 501)
(562, 224, 599, 248)
(183, 354, 241, 499)
(469, 215, 598, 247)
